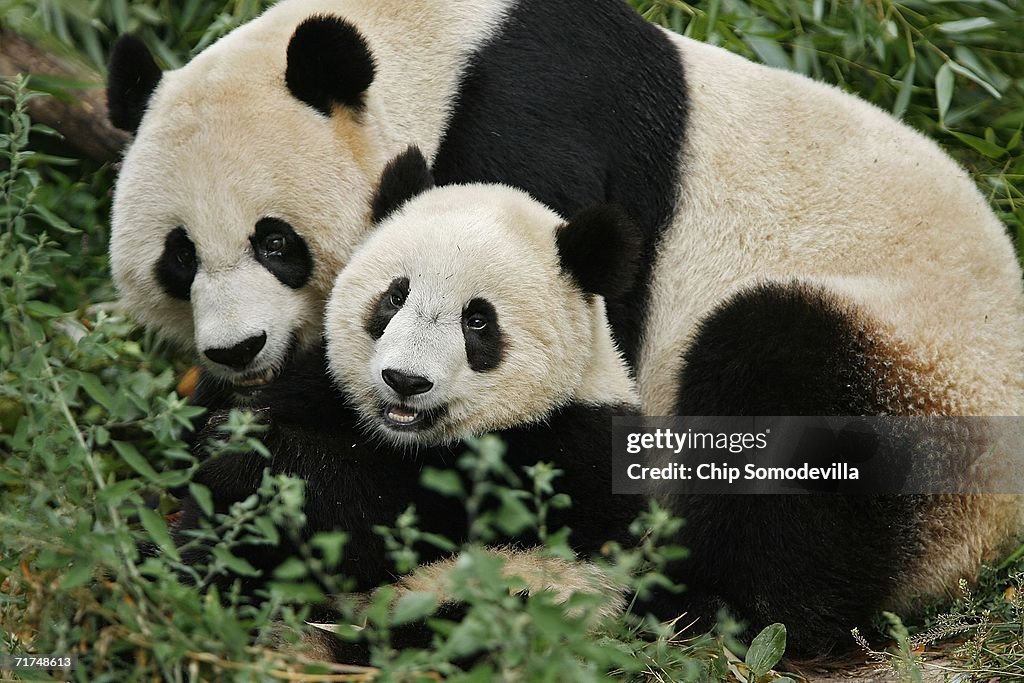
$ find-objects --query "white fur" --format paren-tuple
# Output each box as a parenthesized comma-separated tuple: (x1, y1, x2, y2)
(324, 183, 638, 447)
(110, 0, 513, 381)
(638, 35, 1024, 421)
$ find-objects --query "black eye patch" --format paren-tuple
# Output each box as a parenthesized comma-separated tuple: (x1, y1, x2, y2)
(364, 277, 410, 340)
(154, 227, 197, 301)
(463, 298, 504, 372)
(250, 217, 313, 289)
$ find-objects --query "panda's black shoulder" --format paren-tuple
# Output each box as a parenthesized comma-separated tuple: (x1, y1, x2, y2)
(498, 401, 642, 552)
(254, 344, 357, 431)
(500, 401, 637, 454)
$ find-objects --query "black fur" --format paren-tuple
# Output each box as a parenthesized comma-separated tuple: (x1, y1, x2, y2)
(250, 217, 313, 289)
(107, 35, 163, 133)
(557, 205, 642, 301)
(432, 0, 687, 369)
(175, 344, 640, 608)
(285, 15, 376, 116)
(462, 298, 504, 372)
(154, 227, 197, 300)
(371, 146, 435, 223)
(659, 282, 925, 657)
(364, 277, 409, 340)
(177, 348, 459, 595)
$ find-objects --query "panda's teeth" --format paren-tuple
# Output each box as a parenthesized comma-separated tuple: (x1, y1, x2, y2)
(236, 369, 275, 387)
(386, 406, 420, 425)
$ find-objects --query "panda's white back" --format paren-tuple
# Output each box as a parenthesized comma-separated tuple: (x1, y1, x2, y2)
(640, 32, 1024, 418)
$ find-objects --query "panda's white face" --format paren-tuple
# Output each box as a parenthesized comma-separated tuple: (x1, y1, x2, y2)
(325, 185, 606, 447)
(109, 42, 387, 389)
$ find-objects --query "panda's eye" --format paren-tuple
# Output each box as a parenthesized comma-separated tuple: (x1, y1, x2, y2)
(175, 248, 194, 269)
(466, 314, 487, 331)
(261, 233, 286, 257)
(389, 290, 406, 308)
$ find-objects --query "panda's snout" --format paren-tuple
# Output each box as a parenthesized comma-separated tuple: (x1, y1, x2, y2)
(204, 332, 267, 370)
(381, 368, 434, 397)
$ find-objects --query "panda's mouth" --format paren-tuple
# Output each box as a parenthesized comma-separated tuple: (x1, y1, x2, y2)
(382, 403, 444, 431)
(235, 368, 276, 388)
(229, 368, 278, 400)
(225, 336, 299, 398)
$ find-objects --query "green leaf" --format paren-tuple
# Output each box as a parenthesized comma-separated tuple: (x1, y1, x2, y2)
(96, 479, 139, 507)
(188, 482, 214, 517)
(267, 581, 324, 603)
(946, 60, 1001, 100)
(112, 440, 163, 482)
(310, 531, 348, 568)
(391, 591, 437, 625)
(1007, 126, 1021, 151)
(892, 61, 916, 119)
(138, 506, 180, 562)
(77, 372, 114, 411)
(272, 557, 308, 581)
(31, 204, 78, 234)
(60, 562, 93, 590)
(937, 17, 995, 34)
(212, 546, 260, 577)
(935, 63, 954, 122)
(421, 467, 465, 498)
(24, 300, 64, 318)
(745, 622, 786, 677)
(948, 130, 1007, 159)
(744, 35, 791, 71)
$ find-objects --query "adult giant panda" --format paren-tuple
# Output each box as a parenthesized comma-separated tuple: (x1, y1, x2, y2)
(175, 148, 642, 635)
(107, 0, 1024, 658)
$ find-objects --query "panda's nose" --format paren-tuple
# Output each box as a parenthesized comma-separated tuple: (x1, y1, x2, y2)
(381, 368, 433, 397)
(204, 332, 267, 370)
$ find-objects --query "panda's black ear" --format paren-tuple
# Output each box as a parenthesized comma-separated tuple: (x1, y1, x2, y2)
(371, 146, 435, 223)
(557, 205, 642, 300)
(107, 35, 163, 133)
(286, 15, 376, 116)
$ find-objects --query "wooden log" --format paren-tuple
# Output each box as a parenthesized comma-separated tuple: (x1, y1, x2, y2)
(0, 28, 130, 163)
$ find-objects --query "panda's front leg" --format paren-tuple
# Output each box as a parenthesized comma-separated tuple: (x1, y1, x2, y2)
(299, 547, 627, 665)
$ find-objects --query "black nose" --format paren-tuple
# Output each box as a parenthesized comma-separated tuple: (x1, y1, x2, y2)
(204, 332, 267, 370)
(381, 368, 433, 397)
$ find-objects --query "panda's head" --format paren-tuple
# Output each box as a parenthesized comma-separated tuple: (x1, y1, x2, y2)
(107, 14, 394, 390)
(325, 148, 641, 447)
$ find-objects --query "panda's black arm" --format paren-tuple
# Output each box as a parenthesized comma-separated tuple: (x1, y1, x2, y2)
(498, 402, 644, 554)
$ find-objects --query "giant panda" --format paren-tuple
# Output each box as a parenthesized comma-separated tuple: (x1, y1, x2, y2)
(174, 147, 643, 631)
(106, 0, 1024, 658)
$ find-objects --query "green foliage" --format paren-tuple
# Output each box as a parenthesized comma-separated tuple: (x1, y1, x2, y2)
(853, 558, 1024, 681)
(1, 0, 274, 70)
(743, 623, 785, 681)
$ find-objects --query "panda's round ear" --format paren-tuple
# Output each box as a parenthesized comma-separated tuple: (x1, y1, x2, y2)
(107, 35, 163, 133)
(557, 205, 642, 301)
(371, 146, 435, 223)
(286, 15, 376, 116)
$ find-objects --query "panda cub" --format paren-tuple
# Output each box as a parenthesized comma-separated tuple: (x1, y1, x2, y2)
(325, 147, 639, 452)
(178, 147, 643, 606)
